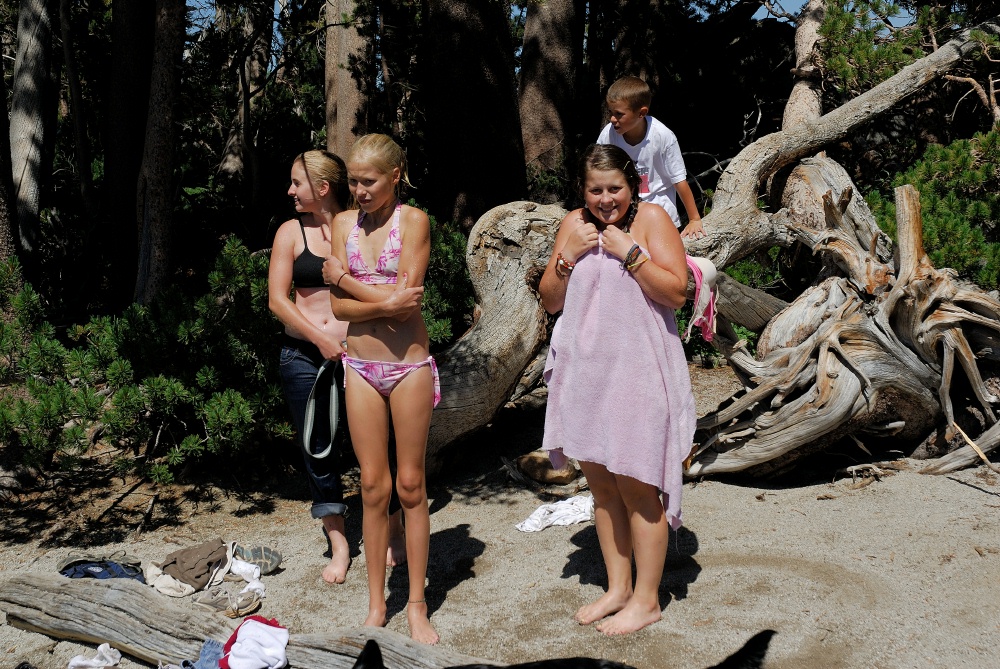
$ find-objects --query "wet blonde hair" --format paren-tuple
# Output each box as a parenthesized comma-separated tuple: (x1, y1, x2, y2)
(348, 133, 414, 200)
(294, 150, 349, 209)
(606, 76, 652, 111)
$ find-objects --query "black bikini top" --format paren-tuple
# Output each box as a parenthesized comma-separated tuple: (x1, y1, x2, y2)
(292, 221, 327, 288)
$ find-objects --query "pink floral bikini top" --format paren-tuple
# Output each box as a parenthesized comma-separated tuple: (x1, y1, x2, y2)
(346, 202, 402, 284)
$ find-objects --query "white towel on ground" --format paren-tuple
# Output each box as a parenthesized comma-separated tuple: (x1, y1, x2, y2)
(67, 643, 121, 669)
(515, 494, 594, 532)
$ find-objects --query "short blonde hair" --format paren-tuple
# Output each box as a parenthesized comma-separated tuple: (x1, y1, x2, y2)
(348, 134, 414, 200)
(606, 76, 652, 111)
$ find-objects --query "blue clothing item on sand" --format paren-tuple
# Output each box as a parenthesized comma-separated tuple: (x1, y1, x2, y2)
(189, 638, 224, 669)
(60, 560, 146, 583)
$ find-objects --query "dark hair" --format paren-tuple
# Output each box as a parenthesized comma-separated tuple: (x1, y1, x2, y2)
(576, 144, 641, 230)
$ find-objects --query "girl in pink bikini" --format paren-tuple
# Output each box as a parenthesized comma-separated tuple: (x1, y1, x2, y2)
(322, 133, 439, 645)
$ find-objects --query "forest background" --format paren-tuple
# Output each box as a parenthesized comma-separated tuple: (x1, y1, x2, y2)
(0, 0, 998, 488)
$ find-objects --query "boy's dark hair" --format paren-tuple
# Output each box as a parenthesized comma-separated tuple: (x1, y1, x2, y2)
(576, 144, 642, 207)
(606, 76, 652, 111)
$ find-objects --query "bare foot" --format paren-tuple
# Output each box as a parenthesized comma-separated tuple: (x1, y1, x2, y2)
(387, 510, 406, 567)
(321, 549, 350, 584)
(407, 601, 439, 645)
(321, 517, 351, 584)
(387, 531, 407, 567)
(363, 605, 388, 628)
(595, 599, 661, 635)
(574, 590, 631, 625)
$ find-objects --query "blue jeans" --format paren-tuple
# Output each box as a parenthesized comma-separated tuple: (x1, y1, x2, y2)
(278, 335, 400, 518)
(279, 336, 347, 518)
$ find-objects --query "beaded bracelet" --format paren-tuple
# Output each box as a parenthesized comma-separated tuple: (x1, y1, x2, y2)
(556, 252, 576, 276)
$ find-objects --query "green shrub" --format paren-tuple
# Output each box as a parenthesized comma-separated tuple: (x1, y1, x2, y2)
(867, 126, 1000, 289)
(0, 208, 476, 483)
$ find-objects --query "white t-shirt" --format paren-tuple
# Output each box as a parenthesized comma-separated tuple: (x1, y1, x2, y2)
(597, 116, 687, 226)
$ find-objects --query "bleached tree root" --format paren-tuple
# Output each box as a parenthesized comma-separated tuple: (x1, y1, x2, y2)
(689, 167, 1000, 477)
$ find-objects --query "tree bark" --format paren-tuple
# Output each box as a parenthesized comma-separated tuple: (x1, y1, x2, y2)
(426, 202, 562, 471)
(105, 0, 154, 309)
(0, 573, 489, 668)
(782, 0, 825, 130)
(58, 0, 95, 215)
(133, 0, 184, 306)
(0, 56, 18, 271)
(518, 0, 581, 173)
(9, 0, 52, 256)
(324, 0, 365, 158)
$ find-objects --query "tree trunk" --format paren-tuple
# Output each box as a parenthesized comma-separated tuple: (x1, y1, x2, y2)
(133, 0, 184, 306)
(782, 0, 825, 131)
(105, 0, 154, 309)
(518, 0, 581, 173)
(420, 0, 526, 230)
(324, 0, 365, 158)
(58, 0, 95, 215)
(0, 57, 18, 271)
(426, 202, 563, 471)
(217, 3, 272, 208)
(0, 573, 488, 668)
(9, 0, 52, 257)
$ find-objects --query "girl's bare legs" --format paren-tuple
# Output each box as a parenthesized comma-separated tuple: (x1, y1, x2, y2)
(345, 368, 393, 627)
(597, 474, 667, 635)
(575, 461, 634, 625)
(388, 366, 439, 645)
(321, 513, 351, 584)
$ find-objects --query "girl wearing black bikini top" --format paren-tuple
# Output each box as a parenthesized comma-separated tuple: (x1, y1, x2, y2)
(322, 134, 439, 645)
(267, 150, 404, 587)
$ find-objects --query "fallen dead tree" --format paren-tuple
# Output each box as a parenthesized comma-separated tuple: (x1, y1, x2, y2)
(689, 179, 1000, 476)
(0, 573, 488, 669)
(425, 14, 1000, 477)
(426, 202, 562, 472)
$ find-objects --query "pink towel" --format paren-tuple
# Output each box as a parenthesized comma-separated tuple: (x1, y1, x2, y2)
(543, 245, 695, 529)
(684, 255, 718, 343)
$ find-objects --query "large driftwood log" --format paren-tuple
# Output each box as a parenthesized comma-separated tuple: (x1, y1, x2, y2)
(689, 175, 1000, 476)
(426, 202, 563, 471)
(425, 15, 1000, 477)
(0, 573, 488, 668)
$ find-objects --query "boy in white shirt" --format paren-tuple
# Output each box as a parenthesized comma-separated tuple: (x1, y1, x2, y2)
(597, 76, 705, 239)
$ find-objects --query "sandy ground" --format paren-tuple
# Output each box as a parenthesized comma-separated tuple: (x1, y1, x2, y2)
(2, 364, 1000, 669)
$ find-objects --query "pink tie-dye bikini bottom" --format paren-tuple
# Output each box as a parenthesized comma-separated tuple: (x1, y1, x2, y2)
(342, 355, 441, 407)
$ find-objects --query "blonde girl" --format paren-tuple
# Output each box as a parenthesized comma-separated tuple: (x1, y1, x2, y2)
(323, 134, 439, 644)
